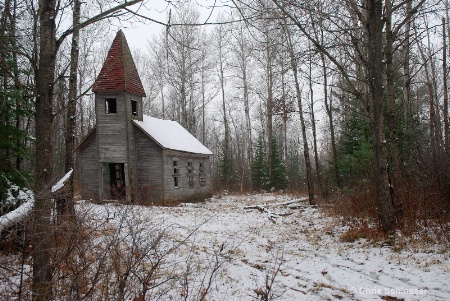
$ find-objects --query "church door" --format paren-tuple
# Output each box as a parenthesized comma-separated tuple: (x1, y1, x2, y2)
(109, 163, 126, 199)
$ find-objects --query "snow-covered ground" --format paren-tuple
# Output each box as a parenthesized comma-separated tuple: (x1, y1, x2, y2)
(1, 193, 449, 300)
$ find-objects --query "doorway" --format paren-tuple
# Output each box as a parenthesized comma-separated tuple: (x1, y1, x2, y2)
(109, 163, 126, 199)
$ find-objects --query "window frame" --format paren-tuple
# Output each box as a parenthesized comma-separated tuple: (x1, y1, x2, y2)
(199, 162, 206, 186)
(187, 161, 194, 188)
(173, 160, 180, 188)
(131, 100, 138, 116)
(105, 98, 117, 114)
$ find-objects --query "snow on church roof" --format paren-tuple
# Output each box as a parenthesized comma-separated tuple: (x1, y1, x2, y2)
(133, 115, 213, 155)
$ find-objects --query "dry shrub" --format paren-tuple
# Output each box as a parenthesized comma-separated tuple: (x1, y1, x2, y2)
(0, 201, 229, 300)
(340, 226, 385, 243)
(397, 153, 450, 245)
(319, 185, 378, 222)
(0, 224, 29, 254)
(320, 151, 450, 246)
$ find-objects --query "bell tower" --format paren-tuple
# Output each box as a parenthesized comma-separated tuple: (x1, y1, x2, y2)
(92, 30, 146, 201)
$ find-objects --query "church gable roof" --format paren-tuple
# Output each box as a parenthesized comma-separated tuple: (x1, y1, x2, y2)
(133, 115, 213, 155)
(74, 126, 96, 152)
(92, 30, 146, 97)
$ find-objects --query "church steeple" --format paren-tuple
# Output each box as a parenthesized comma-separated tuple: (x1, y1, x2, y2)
(93, 30, 146, 97)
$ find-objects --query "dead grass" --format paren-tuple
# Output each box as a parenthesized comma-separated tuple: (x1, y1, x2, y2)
(319, 186, 450, 248)
(340, 226, 385, 243)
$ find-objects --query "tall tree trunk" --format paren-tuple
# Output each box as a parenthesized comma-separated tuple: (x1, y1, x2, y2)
(201, 52, 206, 144)
(32, 0, 57, 299)
(285, 28, 315, 205)
(367, 0, 396, 232)
(65, 0, 80, 173)
(9, 0, 22, 172)
(237, 23, 252, 190)
(321, 54, 339, 188)
(0, 1, 11, 167)
(308, 50, 321, 194)
(425, 23, 443, 150)
(265, 29, 274, 181)
(446, 2, 450, 152)
(180, 46, 188, 129)
(403, 0, 412, 122)
(416, 26, 438, 163)
(218, 24, 230, 189)
(160, 81, 166, 119)
(443, 18, 449, 152)
(281, 68, 288, 162)
(61, 0, 81, 218)
(385, 0, 403, 226)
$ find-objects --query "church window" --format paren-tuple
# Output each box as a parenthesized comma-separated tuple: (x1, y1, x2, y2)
(199, 162, 206, 186)
(173, 160, 180, 188)
(131, 100, 137, 116)
(105, 98, 117, 113)
(187, 161, 194, 188)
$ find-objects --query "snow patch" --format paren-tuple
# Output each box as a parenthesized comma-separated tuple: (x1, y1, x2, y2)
(51, 169, 73, 193)
(0, 185, 34, 233)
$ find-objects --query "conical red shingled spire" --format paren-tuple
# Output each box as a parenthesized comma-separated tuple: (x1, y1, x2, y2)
(92, 30, 146, 97)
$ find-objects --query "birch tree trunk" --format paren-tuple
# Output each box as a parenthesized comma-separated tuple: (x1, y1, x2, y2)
(321, 54, 339, 188)
(218, 23, 231, 189)
(239, 24, 253, 190)
(285, 27, 315, 205)
(265, 28, 274, 180)
(308, 49, 321, 194)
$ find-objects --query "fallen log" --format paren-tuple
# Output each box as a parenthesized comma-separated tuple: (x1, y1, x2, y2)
(243, 198, 307, 211)
(0, 198, 34, 233)
(244, 201, 301, 223)
(0, 169, 73, 233)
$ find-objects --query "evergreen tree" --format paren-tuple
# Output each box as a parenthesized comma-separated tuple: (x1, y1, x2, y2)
(333, 116, 373, 188)
(269, 137, 288, 191)
(218, 139, 235, 190)
(286, 140, 303, 189)
(0, 3, 33, 209)
(252, 136, 270, 191)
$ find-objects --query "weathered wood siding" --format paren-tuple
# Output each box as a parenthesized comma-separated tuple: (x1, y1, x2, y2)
(96, 92, 129, 162)
(77, 132, 99, 200)
(134, 127, 163, 204)
(95, 91, 143, 201)
(162, 150, 212, 202)
(100, 162, 111, 199)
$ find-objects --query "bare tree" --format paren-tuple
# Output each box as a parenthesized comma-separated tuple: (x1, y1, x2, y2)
(262, 0, 429, 231)
(229, 21, 254, 190)
(32, 1, 148, 299)
(306, 44, 321, 194)
(164, 3, 204, 133)
(443, 17, 449, 152)
(284, 26, 315, 205)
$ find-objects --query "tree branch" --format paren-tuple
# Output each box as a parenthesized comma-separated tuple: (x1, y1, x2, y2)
(269, 0, 361, 98)
(56, 0, 144, 50)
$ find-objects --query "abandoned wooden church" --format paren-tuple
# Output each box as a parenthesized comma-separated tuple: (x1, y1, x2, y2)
(74, 30, 212, 204)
